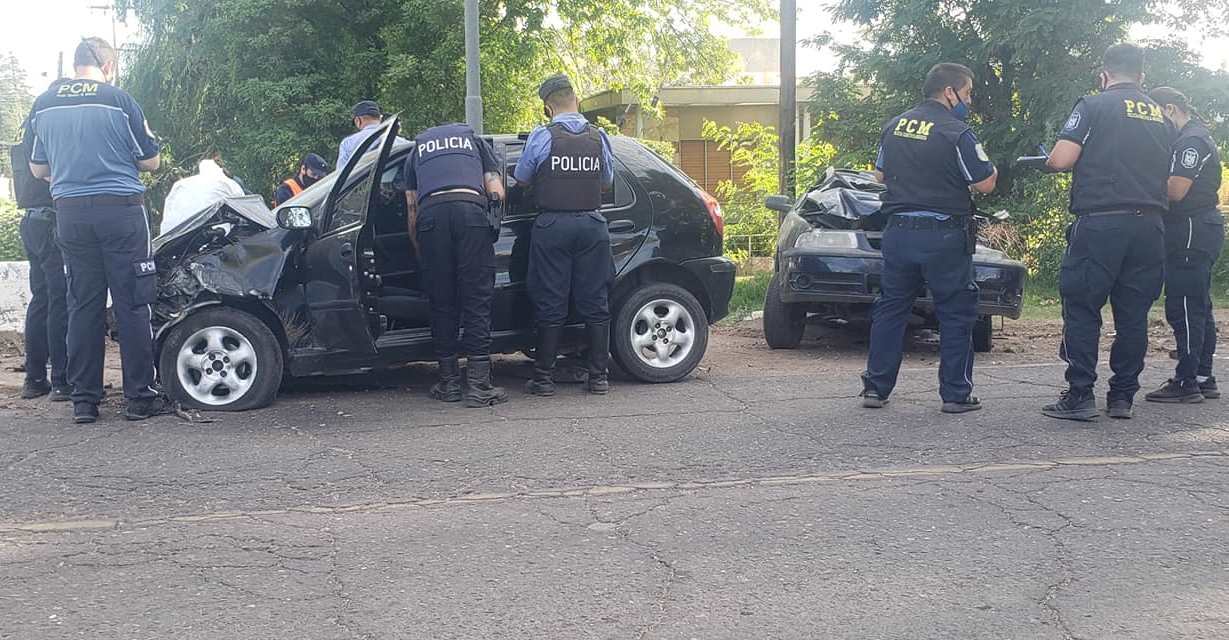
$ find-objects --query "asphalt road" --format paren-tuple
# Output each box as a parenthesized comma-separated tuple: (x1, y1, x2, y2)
(1, 323, 1227, 639)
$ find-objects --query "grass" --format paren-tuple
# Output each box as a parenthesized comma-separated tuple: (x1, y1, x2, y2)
(725, 270, 773, 322)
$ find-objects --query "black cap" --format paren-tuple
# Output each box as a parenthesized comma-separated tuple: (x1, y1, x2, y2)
(301, 153, 330, 177)
(538, 74, 573, 101)
(351, 100, 382, 118)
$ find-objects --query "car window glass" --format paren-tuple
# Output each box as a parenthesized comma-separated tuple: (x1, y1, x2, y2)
(328, 176, 372, 233)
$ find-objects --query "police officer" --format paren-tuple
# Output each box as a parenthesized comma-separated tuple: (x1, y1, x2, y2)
(272, 153, 329, 207)
(1143, 87, 1224, 404)
(402, 123, 508, 407)
(860, 63, 998, 414)
(1041, 43, 1171, 421)
(27, 37, 167, 424)
(336, 101, 408, 169)
(10, 81, 70, 402)
(513, 74, 616, 396)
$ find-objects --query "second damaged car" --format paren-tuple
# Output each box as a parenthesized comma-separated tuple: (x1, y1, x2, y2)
(151, 118, 735, 410)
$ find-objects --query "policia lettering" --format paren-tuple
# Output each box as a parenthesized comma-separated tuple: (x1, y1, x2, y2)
(861, 62, 996, 414)
(402, 122, 508, 408)
(515, 73, 617, 397)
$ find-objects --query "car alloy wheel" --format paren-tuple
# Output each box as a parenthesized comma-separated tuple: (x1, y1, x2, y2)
(176, 325, 259, 405)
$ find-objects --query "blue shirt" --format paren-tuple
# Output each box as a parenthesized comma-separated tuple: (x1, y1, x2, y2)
(336, 122, 409, 169)
(28, 79, 160, 199)
(513, 112, 615, 187)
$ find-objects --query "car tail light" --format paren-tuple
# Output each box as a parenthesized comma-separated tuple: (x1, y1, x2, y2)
(696, 188, 725, 237)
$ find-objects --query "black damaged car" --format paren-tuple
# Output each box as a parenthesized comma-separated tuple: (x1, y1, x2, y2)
(762, 168, 1026, 352)
(152, 119, 735, 410)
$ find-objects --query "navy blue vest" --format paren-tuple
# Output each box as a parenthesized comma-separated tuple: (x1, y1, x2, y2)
(1069, 84, 1170, 215)
(9, 129, 53, 209)
(1171, 121, 1222, 216)
(412, 123, 485, 204)
(877, 101, 975, 217)
(536, 123, 604, 211)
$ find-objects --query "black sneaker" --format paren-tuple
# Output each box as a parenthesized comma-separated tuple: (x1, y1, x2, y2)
(124, 395, 176, 421)
(861, 390, 888, 408)
(942, 396, 983, 414)
(1106, 397, 1134, 419)
(1199, 377, 1220, 400)
(1042, 390, 1098, 421)
(1144, 379, 1203, 404)
(49, 386, 72, 402)
(73, 402, 99, 424)
(21, 379, 51, 399)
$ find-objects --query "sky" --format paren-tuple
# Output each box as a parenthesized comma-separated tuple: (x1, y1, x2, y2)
(0, 0, 1225, 91)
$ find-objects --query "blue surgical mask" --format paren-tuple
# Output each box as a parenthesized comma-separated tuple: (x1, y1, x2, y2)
(951, 95, 970, 121)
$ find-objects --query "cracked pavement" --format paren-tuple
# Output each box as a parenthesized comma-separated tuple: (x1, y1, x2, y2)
(1, 325, 1228, 639)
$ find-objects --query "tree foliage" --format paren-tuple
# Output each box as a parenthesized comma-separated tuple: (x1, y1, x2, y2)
(806, 0, 1229, 191)
(0, 52, 33, 177)
(117, 0, 771, 204)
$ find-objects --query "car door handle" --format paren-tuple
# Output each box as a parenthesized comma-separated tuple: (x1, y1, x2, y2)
(339, 242, 354, 258)
(607, 220, 635, 232)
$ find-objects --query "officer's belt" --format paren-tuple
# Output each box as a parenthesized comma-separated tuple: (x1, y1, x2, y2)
(23, 207, 56, 222)
(421, 189, 487, 209)
(54, 194, 144, 208)
(1077, 208, 1163, 218)
(886, 215, 966, 230)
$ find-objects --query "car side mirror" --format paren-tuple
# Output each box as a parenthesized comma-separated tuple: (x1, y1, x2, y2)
(277, 206, 313, 230)
(764, 195, 793, 213)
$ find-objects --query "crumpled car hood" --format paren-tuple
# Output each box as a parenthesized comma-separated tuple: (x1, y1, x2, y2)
(154, 196, 297, 319)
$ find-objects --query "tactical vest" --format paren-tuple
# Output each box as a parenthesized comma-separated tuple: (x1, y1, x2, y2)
(535, 123, 603, 211)
(281, 178, 303, 198)
(9, 131, 53, 210)
(1069, 84, 1170, 215)
(877, 101, 976, 217)
(1171, 121, 1222, 216)
(412, 123, 485, 204)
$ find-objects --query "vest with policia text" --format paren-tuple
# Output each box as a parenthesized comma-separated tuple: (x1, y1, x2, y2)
(535, 123, 603, 211)
(877, 100, 976, 217)
(413, 123, 485, 204)
(1068, 84, 1170, 215)
(1171, 120, 1222, 216)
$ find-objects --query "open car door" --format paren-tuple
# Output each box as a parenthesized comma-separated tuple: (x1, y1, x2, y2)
(299, 117, 402, 368)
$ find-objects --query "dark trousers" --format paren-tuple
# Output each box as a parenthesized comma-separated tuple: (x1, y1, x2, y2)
(862, 220, 978, 403)
(56, 205, 158, 404)
(1058, 213, 1165, 400)
(416, 199, 496, 358)
(19, 209, 68, 387)
(527, 211, 614, 326)
(1163, 209, 1225, 382)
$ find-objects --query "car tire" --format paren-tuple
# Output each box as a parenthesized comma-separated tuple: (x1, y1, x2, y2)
(612, 283, 709, 383)
(973, 315, 993, 353)
(762, 272, 805, 349)
(159, 307, 284, 411)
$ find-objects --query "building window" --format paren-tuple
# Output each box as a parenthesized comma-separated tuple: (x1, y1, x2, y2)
(677, 140, 749, 194)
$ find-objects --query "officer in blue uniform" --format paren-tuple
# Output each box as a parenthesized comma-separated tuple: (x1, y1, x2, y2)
(27, 38, 168, 424)
(10, 86, 70, 402)
(1144, 87, 1224, 404)
(337, 101, 408, 169)
(861, 63, 998, 414)
(1042, 43, 1171, 421)
(402, 123, 508, 407)
(513, 74, 616, 397)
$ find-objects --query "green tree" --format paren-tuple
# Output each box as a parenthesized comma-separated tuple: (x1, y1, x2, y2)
(0, 52, 33, 177)
(117, 0, 771, 206)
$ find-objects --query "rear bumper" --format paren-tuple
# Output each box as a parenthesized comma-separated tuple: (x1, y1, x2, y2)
(682, 256, 737, 323)
(779, 250, 1025, 319)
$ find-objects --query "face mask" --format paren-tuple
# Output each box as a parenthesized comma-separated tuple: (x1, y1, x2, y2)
(302, 174, 321, 187)
(951, 94, 970, 121)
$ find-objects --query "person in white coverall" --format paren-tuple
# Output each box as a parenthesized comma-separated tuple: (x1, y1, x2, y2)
(161, 158, 244, 234)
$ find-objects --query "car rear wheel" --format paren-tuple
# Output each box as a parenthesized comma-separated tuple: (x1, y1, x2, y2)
(763, 272, 805, 349)
(159, 307, 283, 411)
(612, 283, 709, 383)
(973, 315, 994, 353)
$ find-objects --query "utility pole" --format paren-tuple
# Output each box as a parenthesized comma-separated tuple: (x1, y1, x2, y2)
(463, 0, 484, 134)
(57, 52, 63, 79)
(778, 0, 797, 200)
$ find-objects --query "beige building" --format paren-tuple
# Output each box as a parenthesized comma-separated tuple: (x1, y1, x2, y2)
(580, 38, 814, 194)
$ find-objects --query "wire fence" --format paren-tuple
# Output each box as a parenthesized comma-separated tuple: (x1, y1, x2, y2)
(723, 233, 777, 258)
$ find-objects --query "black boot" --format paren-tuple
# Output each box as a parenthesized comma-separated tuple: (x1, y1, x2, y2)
(430, 356, 463, 402)
(586, 322, 611, 395)
(526, 324, 562, 397)
(465, 356, 508, 408)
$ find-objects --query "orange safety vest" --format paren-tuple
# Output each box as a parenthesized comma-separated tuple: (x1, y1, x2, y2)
(274, 178, 303, 206)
